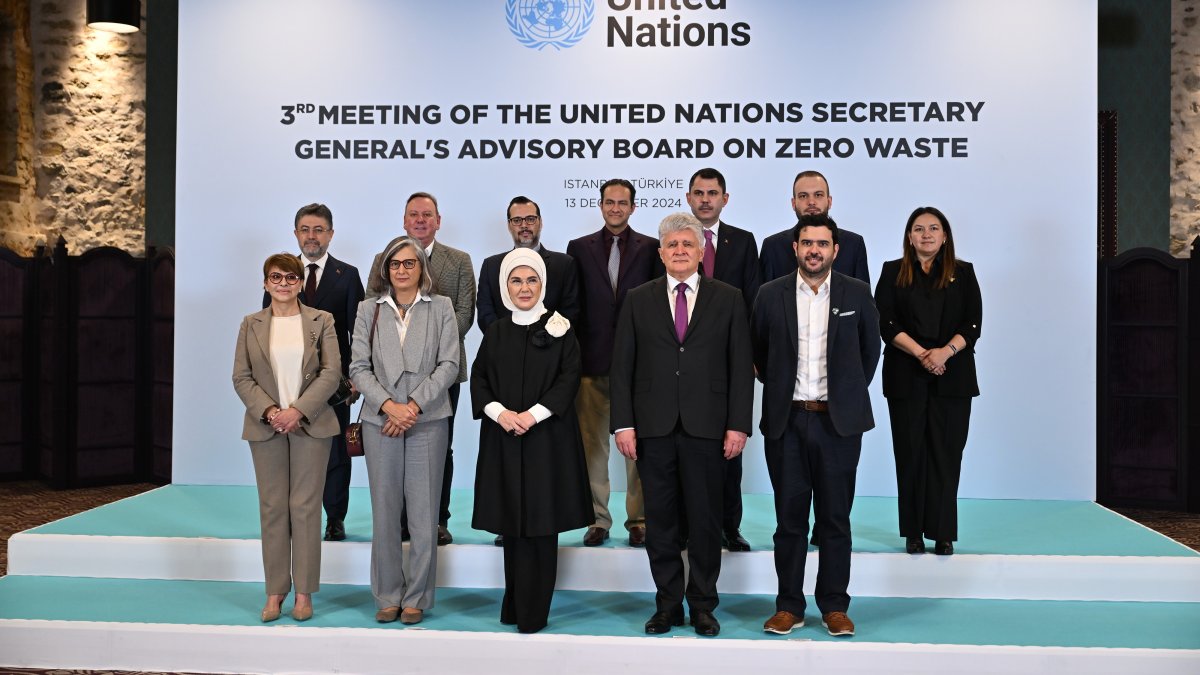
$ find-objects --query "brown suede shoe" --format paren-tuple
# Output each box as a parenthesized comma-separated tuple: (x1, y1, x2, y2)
(628, 525, 646, 548)
(375, 606, 400, 623)
(763, 610, 804, 635)
(583, 526, 609, 546)
(821, 611, 855, 637)
(400, 608, 424, 625)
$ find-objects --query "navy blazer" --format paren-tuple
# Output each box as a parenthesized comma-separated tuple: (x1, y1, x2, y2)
(263, 253, 364, 377)
(703, 221, 761, 311)
(875, 258, 981, 399)
(752, 271, 881, 439)
(566, 226, 664, 376)
(759, 220, 870, 287)
(610, 276, 754, 440)
(476, 246, 580, 333)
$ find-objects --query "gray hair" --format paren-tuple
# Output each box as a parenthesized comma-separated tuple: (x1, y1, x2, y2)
(658, 212, 704, 247)
(368, 236, 435, 297)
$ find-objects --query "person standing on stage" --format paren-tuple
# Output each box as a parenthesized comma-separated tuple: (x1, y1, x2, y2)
(759, 170, 871, 285)
(611, 212, 754, 637)
(875, 206, 981, 557)
(752, 214, 880, 638)
(351, 237, 460, 626)
(470, 248, 593, 633)
(235, 253, 342, 623)
(685, 167, 760, 552)
(262, 204, 364, 543)
(566, 178, 663, 548)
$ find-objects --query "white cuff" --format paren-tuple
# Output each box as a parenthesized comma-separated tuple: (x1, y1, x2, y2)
(528, 404, 552, 424)
(484, 401, 506, 422)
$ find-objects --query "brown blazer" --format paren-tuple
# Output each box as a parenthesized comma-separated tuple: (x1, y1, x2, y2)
(232, 304, 342, 441)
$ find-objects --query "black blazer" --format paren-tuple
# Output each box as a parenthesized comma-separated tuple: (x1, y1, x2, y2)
(262, 254, 364, 377)
(875, 258, 981, 399)
(752, 271, 881, 439)
(704, 221, 762, 310)
(610, 276, 754, 440)
(760, 220, 870, 286)
(566, 226, 664, 376)
(476, 246, 580, 333)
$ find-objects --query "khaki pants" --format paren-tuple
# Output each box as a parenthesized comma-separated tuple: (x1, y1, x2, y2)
(576, 375, 644, 531)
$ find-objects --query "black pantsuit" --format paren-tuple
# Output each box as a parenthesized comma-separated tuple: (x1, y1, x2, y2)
(638, 429, 726, 613)
(765, 408, 861, 615)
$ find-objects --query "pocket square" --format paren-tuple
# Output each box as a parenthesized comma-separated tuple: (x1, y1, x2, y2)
(838, 310, 856, 317)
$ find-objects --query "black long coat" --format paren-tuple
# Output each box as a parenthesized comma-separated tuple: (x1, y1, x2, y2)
(470, 315, 593, 537)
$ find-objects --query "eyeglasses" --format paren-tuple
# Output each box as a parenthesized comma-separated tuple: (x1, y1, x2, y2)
(388, 259, 419, 270)
(508, 215, 540, 226)
(296, 226, 328, 235)
(267, 272, 302, 285)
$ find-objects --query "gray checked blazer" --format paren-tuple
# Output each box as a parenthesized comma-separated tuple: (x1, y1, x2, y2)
(348, 294, 461, 427)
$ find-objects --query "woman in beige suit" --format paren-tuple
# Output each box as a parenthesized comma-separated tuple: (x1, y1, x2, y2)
(233, 253, 341, 622)
(350, 236, 459, 625)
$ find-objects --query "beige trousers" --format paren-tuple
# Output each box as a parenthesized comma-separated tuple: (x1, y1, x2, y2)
(576, 375, 644, 531)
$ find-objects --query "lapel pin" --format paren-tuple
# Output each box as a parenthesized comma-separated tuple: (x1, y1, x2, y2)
(832, 308, 839, 315)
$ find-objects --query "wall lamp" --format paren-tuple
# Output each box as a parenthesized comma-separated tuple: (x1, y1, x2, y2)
(87, 0, 141, 34)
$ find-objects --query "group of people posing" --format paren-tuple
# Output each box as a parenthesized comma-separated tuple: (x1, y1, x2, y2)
(230, 168, 983, 638)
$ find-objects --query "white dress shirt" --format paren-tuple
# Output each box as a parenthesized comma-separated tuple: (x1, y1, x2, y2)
(378, 292, 432, 347)
(793, 272, 831, 401)
(301, 252, 328, 288)
(666, 271, 701, 322)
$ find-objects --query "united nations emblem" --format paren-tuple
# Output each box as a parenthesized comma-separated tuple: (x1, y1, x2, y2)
(506, 0, 594, 51)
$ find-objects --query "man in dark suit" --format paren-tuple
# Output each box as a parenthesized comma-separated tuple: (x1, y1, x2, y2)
(686, 167, 760, 553)
(263, 203, 365, 542)
(760, 170, 870, 285)
(477, 195, 579, 333)
(751, 214, 880, 638)
(565, 178, 663, 548)
(611, 212, 753, 637)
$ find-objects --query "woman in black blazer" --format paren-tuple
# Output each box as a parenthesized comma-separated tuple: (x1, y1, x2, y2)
(875, 207, 981, 556)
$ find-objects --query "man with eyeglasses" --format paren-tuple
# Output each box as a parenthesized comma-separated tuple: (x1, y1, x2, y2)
(566, 178, 664, 548)
(262, 203, 365, 542)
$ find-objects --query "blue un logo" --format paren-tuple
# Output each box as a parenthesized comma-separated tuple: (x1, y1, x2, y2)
(506, 0, 594, 51)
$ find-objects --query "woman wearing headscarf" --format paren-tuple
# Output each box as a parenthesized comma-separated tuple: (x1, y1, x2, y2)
(233, 253, 341, 622)
(875, 206, 982, 556)
(350, 236, 459, 625)
(471, 248, 593, 634)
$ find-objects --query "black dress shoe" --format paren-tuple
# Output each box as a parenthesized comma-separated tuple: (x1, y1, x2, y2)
(934, 540, 954, 555)
(494, 534, 505, 547)
(722, 530, 751, 552)
(644, 609, 684, 634)
(690, 610, 721, 637)
(905, 536, 926, 554)
(324, 519, 345, 542)
(437, 524, 453, 546)
(400, 528, 411, 542)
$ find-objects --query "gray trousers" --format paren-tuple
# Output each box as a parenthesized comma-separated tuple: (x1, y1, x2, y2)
(364, 418, 448, 610)
(248, 429, 330, 595)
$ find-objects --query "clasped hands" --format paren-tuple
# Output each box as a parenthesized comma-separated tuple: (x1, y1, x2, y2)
(497, 409, 538, 436)
(268, 406, 303, 435)
(916, 346, 950, 375)
(381, 398, 421, 437)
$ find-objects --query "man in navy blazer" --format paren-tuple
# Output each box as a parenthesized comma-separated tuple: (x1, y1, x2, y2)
(565, 178, 663, 548)
(751, 214, 880, 638)
(611, 212, 753, 637)
(263, 203, 365, 542)
(760, 171, 870, 285)
(476, 195, 579, 333)
(686, 167, 760, 553)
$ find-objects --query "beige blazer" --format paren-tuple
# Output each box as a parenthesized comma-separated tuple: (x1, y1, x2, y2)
(232, 304, 342, 441)
(349, 294, 460, 427)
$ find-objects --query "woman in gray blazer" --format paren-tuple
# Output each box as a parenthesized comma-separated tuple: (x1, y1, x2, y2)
(233, 253, 342, 623)
(350, 236, 460, 625)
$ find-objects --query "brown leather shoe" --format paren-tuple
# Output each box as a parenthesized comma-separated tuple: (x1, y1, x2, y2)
(400, 608, 424, 625)
(291, 604, 313, 622)
(583, 526, 609, 546)
(628, 525, 646, 548)
(375, 606, 400, 623)
(763, 610, 804, 635)
(821, 611, 855, 637)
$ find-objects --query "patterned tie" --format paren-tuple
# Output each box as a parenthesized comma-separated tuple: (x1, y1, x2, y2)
(702, 228, 716, 278)
(674, 282, 689, 343)
(608, 236, 620, 293)
(304, 263, 318, 304)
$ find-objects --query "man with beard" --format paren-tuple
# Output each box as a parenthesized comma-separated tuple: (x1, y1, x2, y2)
(475, 195, 581, 547)
(751, 214, 880, 638)
(477, 196, 580, 333)
(759, 171, 870, 285)
(262, 203, 365, 542)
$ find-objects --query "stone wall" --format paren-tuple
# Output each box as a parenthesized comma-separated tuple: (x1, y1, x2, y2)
(1173, 0, 1200, 257)
(0, 0, 34, 240)
(0, 0, 145, 256)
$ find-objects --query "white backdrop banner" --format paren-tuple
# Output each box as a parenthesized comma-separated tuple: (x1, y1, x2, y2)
(175, 0, 1097, 499)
